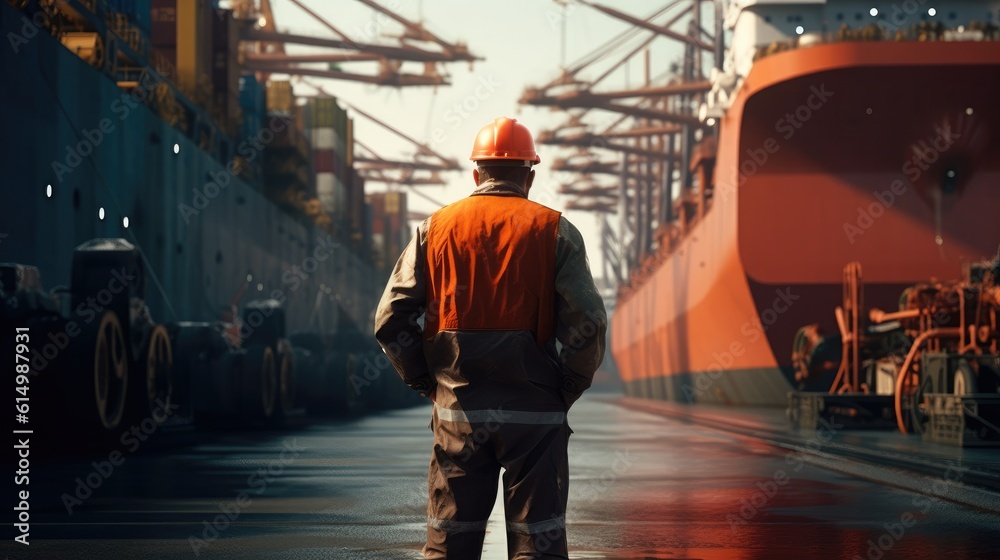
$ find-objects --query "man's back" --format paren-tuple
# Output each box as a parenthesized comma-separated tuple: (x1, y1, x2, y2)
(424, 189, 559, 342)
(421, 185, 567, 414)
(374, 117, 606, 560)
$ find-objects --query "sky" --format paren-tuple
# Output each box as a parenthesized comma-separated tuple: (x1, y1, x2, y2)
(266, 0, 694, 283)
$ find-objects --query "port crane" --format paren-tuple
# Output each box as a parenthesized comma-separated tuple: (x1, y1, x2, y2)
(239, 1, 469, 187)
(236, 0, 480, 87)
(522, 0, 724, 288)
(298, 77, 459, 189)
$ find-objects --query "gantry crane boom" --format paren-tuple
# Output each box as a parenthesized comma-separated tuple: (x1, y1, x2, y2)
(551, 158, 621, 175)
(354, 157, 458, 172)
(244, 61, 446, 86)
(559, 80, 711, 101)
(342, 102, 459, 168)
(359, 172, 447, 186)
(247, 0, 481, 87)
(353, 0, 476, 61)
(559, 184, 619, 198)
(537, 131, 685, 159)
(245, 53, 383, 63)
(521, 0, 722, 287)
(602, 125, 683, 138)
(241, 29, 463, 63)
(536, 1, 685, 91)
(523, 94, 701, 125)
(576, 0, 715, 51)
(355, 141, 449, 187)
(286, 0, 350, 39)
(565, 199, 617, 213)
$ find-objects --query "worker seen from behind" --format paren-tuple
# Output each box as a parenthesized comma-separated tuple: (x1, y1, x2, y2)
(374, 116, 607, 559)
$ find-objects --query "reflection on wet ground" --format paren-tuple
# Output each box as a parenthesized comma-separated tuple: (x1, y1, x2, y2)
(17, 394, 1000, 559)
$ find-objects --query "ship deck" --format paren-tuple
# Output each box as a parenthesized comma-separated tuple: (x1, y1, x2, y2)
(22, 393, 1000, 559)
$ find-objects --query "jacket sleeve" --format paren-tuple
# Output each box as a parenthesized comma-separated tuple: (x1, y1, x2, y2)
(373, 219, 435, 397)
(551, 216, 608, 408)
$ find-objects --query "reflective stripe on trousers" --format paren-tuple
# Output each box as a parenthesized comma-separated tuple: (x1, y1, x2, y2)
(427, 516, 490, 534)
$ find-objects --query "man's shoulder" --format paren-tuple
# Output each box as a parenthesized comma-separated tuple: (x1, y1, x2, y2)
(524, 197, 562, 219)
(432, 194, 561, 222)
(556, 215, 584, 248)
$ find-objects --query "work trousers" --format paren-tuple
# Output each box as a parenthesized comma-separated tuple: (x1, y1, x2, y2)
(423, 404, 572, 559)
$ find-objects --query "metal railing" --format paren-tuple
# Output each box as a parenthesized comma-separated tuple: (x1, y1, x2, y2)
(754, 20, 1000, 63)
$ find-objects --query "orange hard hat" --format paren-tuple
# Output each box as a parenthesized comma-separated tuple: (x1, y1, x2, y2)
(470, 117, 541, 165)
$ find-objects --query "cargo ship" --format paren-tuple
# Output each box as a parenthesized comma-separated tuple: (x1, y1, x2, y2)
(0, 0, 431, 440)
(606, 0, 1000, 429)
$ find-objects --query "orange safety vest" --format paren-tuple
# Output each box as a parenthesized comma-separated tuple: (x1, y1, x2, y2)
(423, 193, 561, 344)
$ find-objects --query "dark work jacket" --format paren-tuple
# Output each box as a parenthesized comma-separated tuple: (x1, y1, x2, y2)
(374, 179, 607, 415)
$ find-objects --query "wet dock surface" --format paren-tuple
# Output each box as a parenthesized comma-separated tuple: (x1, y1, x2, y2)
(11, 394, 1000, 559)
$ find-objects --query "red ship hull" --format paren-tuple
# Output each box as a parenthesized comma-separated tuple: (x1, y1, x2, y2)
(612, 41, 1000, 406)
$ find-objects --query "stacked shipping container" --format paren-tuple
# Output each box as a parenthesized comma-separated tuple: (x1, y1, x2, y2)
(100, 1, 376, 260)
(151, 0, 215, 103)
(366, 191, 409, 271)
(238, 75, 265, 132)
(301, 97, 363, 242)
(261, 82, 311, 213)
(150, 0, 177, 71)
(266, 80, 294, 115)
(211, 8, 241, 132)
(349, 168, 366, 247)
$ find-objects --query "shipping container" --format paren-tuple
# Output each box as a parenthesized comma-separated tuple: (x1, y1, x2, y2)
(316, 173, 335, 213)
(150, 0, 177, 77)
(267, 80, 294, 115)
(151, 0, 176, 47)
(239, 75, 265, 144)
(303, 96, 350, 132)
(366, 192, 408, 269)
(211, 8, 240, 128)
(151, 0, 213, 101)
(367, 194, 384, 236)
(239, 75, 263, 111)
(333, 152, 348, 183)
(385, 191, 407, 251)
(313, 149, 333, 174)
(391, 191, 408, 257)
(345, 118, 354, 166)
(272, 116, 310, 158)
(305, 97, 337, 128)
(310, 127, 332, 150)
(349, 168, 366, 242)
(316, 172, 349, 218)
(363, 202, 374, 260)
(309, 127, 347, 155)
(312, 148, 349, 182)
(174, 0, 213, 100)
(335, 176, 348, 222)
(294, 102, 306, 133)
(333, 106, 348, 146)
(308, 128, 336, 150)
